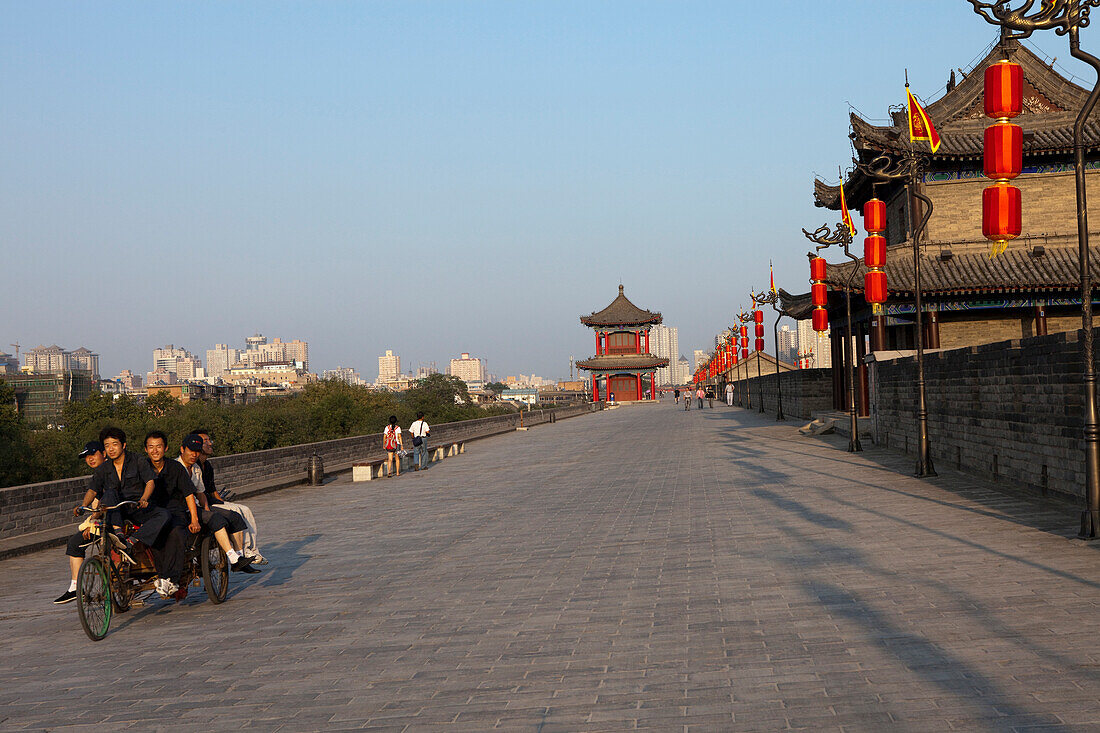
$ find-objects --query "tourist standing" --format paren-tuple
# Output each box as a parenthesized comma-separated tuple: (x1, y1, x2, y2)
(696, 387, 705, 409)
(383, 415, 403, 477)
(409, 412, 431, 471)
(725, 383, 734, 406)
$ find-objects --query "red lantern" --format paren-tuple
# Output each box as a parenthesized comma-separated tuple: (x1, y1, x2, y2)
(984, 123, 1022, 180)
(864, 271, 887, 304)
(984, 59, 1023, 256)
(810, 257, 826, 281)
(811, 282, 828, 306)
(754, 323, 764, 338)
(864, 235, 886, 268)
(863, 198, 886, 234)
(739, 325, 748, 339)
(741, 348, 749, 359)
(755, 338, 764, 352)
(983, 183, 1022, 241)
(985, 59, 1022, 119)
(753, 309, 763, 324)
(812, 309, 829, 332)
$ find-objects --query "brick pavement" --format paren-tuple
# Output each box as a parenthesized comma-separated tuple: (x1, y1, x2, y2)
(1, 404, 1098, 731)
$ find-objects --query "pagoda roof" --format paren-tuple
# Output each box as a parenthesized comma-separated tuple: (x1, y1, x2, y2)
(580, 285, 662, 327)
(816, 38, 1099, 209)
(576, 354, 669, 371)
(777, 288, 816, 321)
(821, 243, 1098, 296)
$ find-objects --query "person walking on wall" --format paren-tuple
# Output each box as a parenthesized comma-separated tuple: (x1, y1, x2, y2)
(409, 412, 431, 471)
(696, 387, 705, 409)
(725, 382, 734, 406)
(384, 415, 403, 477)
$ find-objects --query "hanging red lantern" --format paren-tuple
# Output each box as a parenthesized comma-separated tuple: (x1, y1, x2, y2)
(984, 59, 1023, 257)
(755, 338, 764, 352)
(812, 309, 829, 332)
(863, 198, 886, 234)
(739, 325, 748, 339)
(753, 309, 763, 324)
(810, 257, 826, 281)
(983, 183, 1022, 241)
(984, 123, 1022, 180)
(864, 235, 886, 268)
(810, 256, 829, 332)
(754, 323, 764, 338)
(985, 59, 1022, 119)
(864, 271, 887, 304)
(741, 348, 749, 359)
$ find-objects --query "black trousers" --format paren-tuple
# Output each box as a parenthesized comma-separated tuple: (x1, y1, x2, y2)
(150, 522, 191, 584)
(209, 506, 247, 534)
(109, 505, 170, 547)
(198, 508, 230, 534)
(66, 530, 90, 559)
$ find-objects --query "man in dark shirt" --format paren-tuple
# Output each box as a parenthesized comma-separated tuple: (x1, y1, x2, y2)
(142, 431, 201, 598)
(75, 426, 169, 549)
(54, 441, 106, 604)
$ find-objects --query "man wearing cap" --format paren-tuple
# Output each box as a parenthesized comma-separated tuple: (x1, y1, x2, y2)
(54, 441, 106, 604)
(177, 433, 255, 572)
(192, 429, 267, 565)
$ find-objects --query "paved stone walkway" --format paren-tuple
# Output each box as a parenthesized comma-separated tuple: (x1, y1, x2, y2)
(2, 404, 1099, 731)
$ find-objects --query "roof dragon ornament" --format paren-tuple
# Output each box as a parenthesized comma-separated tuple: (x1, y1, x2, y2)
(968, 0, 1100, 38)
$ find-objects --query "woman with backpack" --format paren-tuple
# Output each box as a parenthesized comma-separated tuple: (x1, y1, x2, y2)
(383, 415, 403, 477)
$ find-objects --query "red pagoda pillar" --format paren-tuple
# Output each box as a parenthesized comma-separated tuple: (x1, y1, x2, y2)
(636, 374, 643, 400)
(644, 330, 650, 354)
(592, 374, 599, 402)
(650, 372, 656, 400)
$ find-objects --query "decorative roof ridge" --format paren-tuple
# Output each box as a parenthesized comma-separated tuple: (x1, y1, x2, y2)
(580, 284, 663, 326)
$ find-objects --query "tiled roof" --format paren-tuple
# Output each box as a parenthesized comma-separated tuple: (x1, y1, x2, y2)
(580, 285, 663, 327)
(823, 244, 1096, 295)
(576, 354, 669, 371)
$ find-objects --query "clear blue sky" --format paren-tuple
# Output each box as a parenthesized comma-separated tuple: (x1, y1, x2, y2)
(0, 1, 1082, 380)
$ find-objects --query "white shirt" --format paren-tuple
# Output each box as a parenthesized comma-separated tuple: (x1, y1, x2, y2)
(410, 419, 430, 438)
(176, 456, 204, 493)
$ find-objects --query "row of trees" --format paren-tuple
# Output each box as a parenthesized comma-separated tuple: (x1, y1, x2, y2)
(0, 374, 514, 489)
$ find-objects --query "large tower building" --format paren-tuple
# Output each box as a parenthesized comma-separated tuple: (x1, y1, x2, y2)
(776, 325, 798, 365)
(206, 344, 241, 379)
(650, 324, 680, 386)
(378, 350, 401, 383)
(448, 353, 485, 386)
(796, 319, 832, 368)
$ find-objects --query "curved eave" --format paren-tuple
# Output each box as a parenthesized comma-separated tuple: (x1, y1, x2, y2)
(576, 355, 670, 371)
(579, 314, 663, 327)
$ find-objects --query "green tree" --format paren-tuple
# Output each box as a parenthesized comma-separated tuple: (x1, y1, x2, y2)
(145, 391, 180, 418)
(485, 381, 507, 395)
(0, 380, 39, 486)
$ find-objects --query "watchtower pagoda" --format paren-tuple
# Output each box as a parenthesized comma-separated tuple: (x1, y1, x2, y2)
(577, 285, 668, 402)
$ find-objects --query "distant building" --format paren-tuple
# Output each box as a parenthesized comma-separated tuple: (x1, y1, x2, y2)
(323, 366, 364, 385)
(69, 347, 100, 379)
(247, 338, 309, 371)
(152, 345, 190, 372)
(777, 325, 798, 365)
(25, 345, 71, 373)
(500, 388, 538, 405)
(796, 319, 832, 369)
(693, 350, 707, 374)
(378, 350, 401, 383)
(576, 284, 667, 402)
(650, 324, 680, 386)
(146, 367, 177, 386)
(206, 344, 241, 379)
(113, 370, 143, 391)
(0, 351, 19, 374)
(677, 355, 690, 384)
(224, 361, 313, 388)
(6, 371, 95, 426)
(415, 364, 438, 379)
(449, 352, 485, 386)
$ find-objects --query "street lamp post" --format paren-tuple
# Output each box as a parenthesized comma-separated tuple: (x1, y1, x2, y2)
(803, 222, 863, 452)
(969, 0, 1100, 535)
(736, 308, 754, 410)
(856, 153, 937, 476)
(755, 288, 786, 420)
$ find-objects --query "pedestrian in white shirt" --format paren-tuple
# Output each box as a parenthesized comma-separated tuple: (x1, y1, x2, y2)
(409, 412, 431, 471)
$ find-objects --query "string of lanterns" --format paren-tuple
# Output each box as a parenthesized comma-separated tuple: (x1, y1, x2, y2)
(983, 58, 1023, 257)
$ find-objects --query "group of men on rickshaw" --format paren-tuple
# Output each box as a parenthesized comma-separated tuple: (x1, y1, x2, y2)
(54, 426, 267, 604)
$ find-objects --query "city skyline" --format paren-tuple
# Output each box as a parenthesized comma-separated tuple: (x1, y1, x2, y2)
(2, 2, 1049, 382)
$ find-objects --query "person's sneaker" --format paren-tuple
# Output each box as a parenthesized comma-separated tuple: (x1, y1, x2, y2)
(53, 590, 77, 605)
(245, 553, 268, 566)
(155, 578, 179, 597)
(230, 557, 253, 572)
(239, 565, 261, 574)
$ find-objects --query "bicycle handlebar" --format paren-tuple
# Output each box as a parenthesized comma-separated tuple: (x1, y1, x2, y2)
(79, 500, 137, 514)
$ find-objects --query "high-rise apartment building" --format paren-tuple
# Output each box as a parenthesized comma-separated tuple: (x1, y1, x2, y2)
(650, 324, 681, 386)
(448, 352, 485, 386)
(206, 344, 241, 379)
(776, 325, 798, 365)
(693, 350, 708, 374)
(677, 355, 690, 384)
(69, 347, 100, 378)
(152, 345, 190, 372)
(378, 350, 401, 383)
(25, 345, 71, 373)
(796, 319, 832, 369)
(113, 370, 143, 391)
(323, 366, 363, 385)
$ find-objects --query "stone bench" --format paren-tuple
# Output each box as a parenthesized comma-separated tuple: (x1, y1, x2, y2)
(352, 442, 465, 481)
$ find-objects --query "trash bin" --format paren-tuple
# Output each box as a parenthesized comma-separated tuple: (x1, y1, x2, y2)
(307, 453, 324, 486)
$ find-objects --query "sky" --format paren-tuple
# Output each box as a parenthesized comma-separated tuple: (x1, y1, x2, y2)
(0, 1, 1087, 380)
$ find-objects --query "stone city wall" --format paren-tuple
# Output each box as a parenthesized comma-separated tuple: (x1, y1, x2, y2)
(0, 402, 598, 541)
(726, 369, 833, 421)
(870, 329, 1089, 504)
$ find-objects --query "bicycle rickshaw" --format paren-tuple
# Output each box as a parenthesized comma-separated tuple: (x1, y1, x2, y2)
(75, 501, 229, 641)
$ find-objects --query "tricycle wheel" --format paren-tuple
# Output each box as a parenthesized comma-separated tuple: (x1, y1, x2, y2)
(201, 535, 229, 604)
(77, 557, 112, 641)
